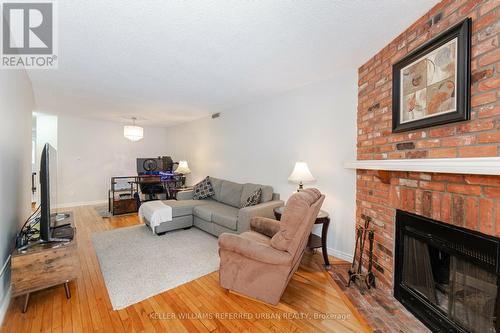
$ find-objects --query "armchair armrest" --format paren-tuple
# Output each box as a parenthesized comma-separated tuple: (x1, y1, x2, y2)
(238, 200, 284, 233)
(219, 233, 292, 265)
(250, 217, 281, 238)
(176, 189, 194, 200)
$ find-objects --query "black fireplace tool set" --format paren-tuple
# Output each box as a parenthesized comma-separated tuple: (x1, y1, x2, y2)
(348, 214, 376, 289)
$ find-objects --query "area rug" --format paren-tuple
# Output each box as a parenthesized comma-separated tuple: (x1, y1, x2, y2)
(91, 225, 220, 310)
(94, 205, 112, 218)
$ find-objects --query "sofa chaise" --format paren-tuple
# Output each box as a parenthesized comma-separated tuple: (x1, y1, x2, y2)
(142, 177, 283, 237)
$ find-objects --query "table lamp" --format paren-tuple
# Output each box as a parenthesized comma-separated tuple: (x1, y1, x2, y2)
(288, 161, 315, 191)
(175, 160, 191, 187)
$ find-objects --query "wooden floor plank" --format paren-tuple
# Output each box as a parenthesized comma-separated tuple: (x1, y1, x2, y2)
(1, 205, 370, 333)
(40, 288, 54, 333)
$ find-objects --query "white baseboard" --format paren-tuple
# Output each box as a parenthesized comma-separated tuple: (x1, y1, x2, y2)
(55, 199, 108, 209)
(0, 286, 11, 328)
(324, 247, 353, 262)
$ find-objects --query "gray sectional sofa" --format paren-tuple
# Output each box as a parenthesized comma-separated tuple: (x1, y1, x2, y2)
(143, 177, 283, 236)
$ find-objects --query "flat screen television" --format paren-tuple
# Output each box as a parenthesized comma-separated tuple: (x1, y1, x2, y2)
(39, 143, 58, 241)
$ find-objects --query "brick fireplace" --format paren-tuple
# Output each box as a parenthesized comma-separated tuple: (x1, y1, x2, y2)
(355, 0, 500, 292)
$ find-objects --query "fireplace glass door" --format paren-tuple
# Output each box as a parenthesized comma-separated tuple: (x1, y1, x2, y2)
(394, 210, 499, 333)
(403, 235, 498, 333)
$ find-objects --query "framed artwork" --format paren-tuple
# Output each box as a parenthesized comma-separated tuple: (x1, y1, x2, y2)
(392, 18, 471, 133)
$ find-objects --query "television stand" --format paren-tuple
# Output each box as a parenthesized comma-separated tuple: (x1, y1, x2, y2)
(16, 214, 75, 252)
(52, 212, 72, 228)
(11, 216, 78, 313)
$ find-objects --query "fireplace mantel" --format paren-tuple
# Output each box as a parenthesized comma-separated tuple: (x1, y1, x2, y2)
(344, 157, 500, 176)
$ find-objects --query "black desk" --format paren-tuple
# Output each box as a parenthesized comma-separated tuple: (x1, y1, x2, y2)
(108, 175, 185, 215)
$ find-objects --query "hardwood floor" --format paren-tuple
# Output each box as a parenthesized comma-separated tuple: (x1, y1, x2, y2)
(1, 205, 371, 333)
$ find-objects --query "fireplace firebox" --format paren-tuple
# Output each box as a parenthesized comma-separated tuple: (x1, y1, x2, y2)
(394, 210, 499, 333)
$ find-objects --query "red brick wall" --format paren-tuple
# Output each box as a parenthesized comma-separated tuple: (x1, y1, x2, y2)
(356, 0, 500, 288)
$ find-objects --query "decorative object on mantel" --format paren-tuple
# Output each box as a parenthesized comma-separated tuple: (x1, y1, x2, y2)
(344, 157, 500, 178)
(348, 214, 375, 289)
(174, 160, 191, 188)
(124, 117, 144, 141)
(392, 18, 471, 132)
(288, 161, 315, 191)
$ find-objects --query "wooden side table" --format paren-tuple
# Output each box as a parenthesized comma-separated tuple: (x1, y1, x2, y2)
(274, 206, 331, 269)
(11, 218, 79, 313)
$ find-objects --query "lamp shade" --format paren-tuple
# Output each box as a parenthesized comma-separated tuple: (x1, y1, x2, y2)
(288, 162, 315, 183)
(123, 125, 143, 141)
(124, 117, 143, 141)
(175, 160, 191, 174)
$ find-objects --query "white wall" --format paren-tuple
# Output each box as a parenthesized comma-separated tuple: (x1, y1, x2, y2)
(36, 114, 58, 152)
(164, 70, 358, 260)
(57, 116, 170, 207)
(0, 70, 34, 324)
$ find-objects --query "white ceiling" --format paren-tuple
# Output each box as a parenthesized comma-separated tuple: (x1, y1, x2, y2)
(28, 0, 438, 127)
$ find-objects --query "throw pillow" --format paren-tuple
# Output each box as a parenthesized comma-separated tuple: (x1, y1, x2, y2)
(193, 176, 215, 200)
(244, 188, 262, 207)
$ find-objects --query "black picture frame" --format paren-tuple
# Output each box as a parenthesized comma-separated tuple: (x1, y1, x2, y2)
(392, 18, 471, 133)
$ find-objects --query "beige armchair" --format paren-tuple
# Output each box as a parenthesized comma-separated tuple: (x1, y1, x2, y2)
(218, 188, 325, 305)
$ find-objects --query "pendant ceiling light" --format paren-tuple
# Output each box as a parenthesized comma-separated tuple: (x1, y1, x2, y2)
(124, 117, 143, 141)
